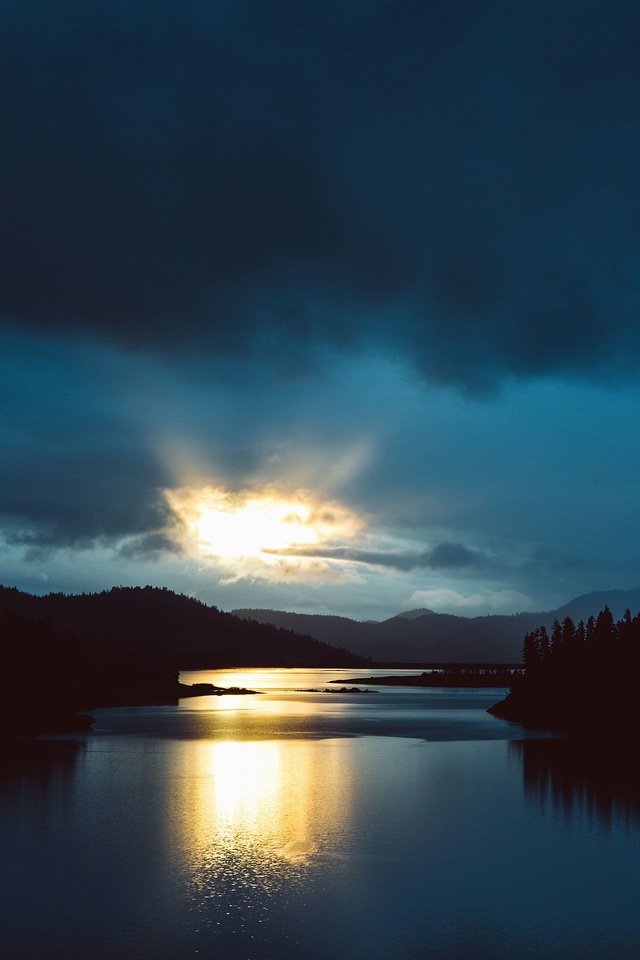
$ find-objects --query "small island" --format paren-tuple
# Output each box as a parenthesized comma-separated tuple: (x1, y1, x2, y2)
(177, 682, 258, 697)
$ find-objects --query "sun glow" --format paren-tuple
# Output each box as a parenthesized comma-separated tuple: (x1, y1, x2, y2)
(165, 484, 364, 570)
(191, 489, 316, 559)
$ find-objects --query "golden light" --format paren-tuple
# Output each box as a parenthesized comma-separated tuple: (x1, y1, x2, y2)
(196, 491, 315, 558)
(167, 737, 353, 871)
(165, 484, 365, 572)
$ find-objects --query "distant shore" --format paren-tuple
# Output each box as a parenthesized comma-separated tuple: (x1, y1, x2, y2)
(331, 668, 520, 688)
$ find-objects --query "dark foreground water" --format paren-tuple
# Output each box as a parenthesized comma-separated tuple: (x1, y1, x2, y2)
(2, 668, 640, 960)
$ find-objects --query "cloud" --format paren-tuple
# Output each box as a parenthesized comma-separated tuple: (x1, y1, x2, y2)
(410, 588, 532, 615)
(117, 532, 185, 562)
(4, 320, 640, 617)
(264, 540, 486, 572)
(0, 433, 174, 554)
(0, 334, 175, 554)
(419, 542, 482, 569)
(2, 1, 640, 388)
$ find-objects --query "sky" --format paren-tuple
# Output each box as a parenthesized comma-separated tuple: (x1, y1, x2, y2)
(2, 0, 640, 621)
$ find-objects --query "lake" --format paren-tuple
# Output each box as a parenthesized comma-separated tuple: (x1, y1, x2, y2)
(2, 668, 639, 960)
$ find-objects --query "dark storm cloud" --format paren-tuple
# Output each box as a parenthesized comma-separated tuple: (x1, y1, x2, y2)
(420, 542, 479, 569)
(0, 334, 180, 553)
(2, 0, 640, 386)
(118, 531, 184, 561)
(0, 445, 175, 553)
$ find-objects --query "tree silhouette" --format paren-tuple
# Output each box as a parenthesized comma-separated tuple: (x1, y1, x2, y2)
(490, 604, 640, 733)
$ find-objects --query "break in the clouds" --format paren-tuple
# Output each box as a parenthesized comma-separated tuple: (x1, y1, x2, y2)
(2, 1, 640, 387)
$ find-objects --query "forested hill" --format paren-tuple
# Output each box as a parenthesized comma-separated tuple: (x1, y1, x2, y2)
(0, 585, 368, 668)
(1, 608, 176, 734)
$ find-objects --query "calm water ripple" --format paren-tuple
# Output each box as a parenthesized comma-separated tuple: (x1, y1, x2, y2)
(1, 669, 639, 960)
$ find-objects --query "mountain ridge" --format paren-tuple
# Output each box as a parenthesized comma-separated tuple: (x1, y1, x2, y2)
(233, 587, 640, 662)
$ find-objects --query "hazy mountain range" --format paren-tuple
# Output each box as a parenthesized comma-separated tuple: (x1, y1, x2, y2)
(3, 583, 639, 667)
(234, 587, 640, 663)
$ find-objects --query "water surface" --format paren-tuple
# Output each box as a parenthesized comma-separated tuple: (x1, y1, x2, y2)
(2, 669, 638, 959)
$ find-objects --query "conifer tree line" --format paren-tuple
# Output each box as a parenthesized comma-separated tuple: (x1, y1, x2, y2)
(521, 605, 640, 671)
(491, 605, 640, 731)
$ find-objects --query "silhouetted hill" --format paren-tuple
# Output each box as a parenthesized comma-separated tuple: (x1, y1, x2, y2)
(234, 588, 640, 662)
(0, 608, 182, 735)
(0, 585, 367, 668)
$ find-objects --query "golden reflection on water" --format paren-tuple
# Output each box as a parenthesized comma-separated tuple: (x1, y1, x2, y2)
(180, 693, 320, 718)
(180, 666, 375, 692)
(178, 689, 332, 743)
(169, 736, 352, 891)
(164, 736, 353, 944)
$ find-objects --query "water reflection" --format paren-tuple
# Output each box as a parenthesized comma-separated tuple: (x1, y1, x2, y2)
(171, 737, 351, 861)
(180, 667, 388, 692)
(0, 738, 83, 817)
(176, 669, 521, 742)
(512, 737, 640, 829)
(166, 737, 353, 946)
(4, 701, 640, 959)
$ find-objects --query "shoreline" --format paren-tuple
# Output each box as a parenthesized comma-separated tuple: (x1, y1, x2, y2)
(331, 670, 519, 689)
